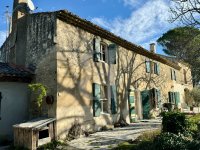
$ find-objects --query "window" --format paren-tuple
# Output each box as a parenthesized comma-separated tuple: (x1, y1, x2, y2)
(168, 92, 180, 105)
(145, 59, 151, 73)
(168, 92, 175, 103)
(100, 43, 107, 62)
(93, 37, 117, 64)
(100, 85, 108, 113)
(150, 88, 161, 108)
(93, 83, 109, 116)
(183, 69, 187, 84)
(39, 129, 49, 139)
(93, 38, 108, 63)
(171, 69, 176, 81)
(145, 59, 160, 75)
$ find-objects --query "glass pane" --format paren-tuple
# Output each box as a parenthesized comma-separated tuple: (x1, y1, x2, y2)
(101, 86, 107, 99)
(102, 100, 108, 113)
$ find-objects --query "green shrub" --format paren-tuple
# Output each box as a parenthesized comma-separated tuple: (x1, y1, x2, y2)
(37, 140, 65, 150)
(136, 129, 161, 142)
(153, 132, 188, 150)
(187, 140, 200, 150)
(187, 114, 200, 138)
(162, 112, 187, 134)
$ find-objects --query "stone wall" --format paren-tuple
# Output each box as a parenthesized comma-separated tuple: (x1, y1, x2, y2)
(25, 13, 57, 119)
(55, 18, 193, 139)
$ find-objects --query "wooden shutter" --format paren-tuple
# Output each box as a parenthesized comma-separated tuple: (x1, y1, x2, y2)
(157, 63, 160, 75)
(157, 90, 161, 108)
(93, 37, 101, 62)
(108, 44, 117, 64)
(111, 85, 117, 114)
(153, 63, 157, 74)
(145, 59, 151, 73)
(174, 70, 176, 81)
(170, 69, 173, 80)
(175, 92, 180, 105)
(93, 83, 101, 117)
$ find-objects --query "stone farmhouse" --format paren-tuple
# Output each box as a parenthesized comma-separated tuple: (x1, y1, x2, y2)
(0, 0, 193, 144)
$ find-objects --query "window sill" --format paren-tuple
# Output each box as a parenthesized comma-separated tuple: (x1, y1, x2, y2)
(101, 112, 110, 116)
(98, 60, 107, 64)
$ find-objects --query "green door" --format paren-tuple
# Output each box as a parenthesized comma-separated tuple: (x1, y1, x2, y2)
(141, 90, 150, 119)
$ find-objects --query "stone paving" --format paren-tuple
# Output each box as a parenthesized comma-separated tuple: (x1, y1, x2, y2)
(65, 121, 161, 150)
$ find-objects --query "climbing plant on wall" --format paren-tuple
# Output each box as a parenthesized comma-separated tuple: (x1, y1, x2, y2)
(28, 83, 47, 107)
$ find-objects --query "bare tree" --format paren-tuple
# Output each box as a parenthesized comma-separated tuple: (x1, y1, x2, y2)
(170, 0, 200, 27)
(116, 48, 167, 124)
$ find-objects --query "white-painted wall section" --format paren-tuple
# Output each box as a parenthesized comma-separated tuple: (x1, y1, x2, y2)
(0, 82, 29, 142)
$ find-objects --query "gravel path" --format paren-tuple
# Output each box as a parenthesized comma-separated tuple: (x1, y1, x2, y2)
(65, 121, 161, 150)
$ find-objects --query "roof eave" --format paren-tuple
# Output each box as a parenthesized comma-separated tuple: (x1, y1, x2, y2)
(56, 10, 181, 70)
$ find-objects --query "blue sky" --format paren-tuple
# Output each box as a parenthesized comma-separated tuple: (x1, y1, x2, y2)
(0, 0, 179, 54)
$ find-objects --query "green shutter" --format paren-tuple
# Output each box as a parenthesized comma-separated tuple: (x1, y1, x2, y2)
(172, 92, 175, 103)
(93, 83, 101, 117)
(129, 96, 134, 103)
(175, 92, 180, 105)
(145, 59, 151, 73)
(111, 85, 117, 114)
(157, 63, 160, 75)
(170, 69, 173, 80)
(153, 63, 157, 74)
(157, 90, 161, 108)
(174, 70, 176, 81)
(108, 44, 117, 64)
(93, 37, 101, 62)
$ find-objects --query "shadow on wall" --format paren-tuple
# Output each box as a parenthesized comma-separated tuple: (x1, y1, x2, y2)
(54, 27, 168, 138)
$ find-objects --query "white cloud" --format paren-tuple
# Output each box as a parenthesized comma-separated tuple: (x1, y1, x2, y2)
(123, 0, 142, 7)
(91, 17, 111, 30)
(91, 0, 175, 50)
(0, 31, 7, 47)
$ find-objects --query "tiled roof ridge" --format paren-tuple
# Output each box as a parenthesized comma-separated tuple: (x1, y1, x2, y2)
(0, 62, 34, 74)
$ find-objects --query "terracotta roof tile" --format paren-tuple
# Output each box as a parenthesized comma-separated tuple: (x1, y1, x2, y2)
(0, 62, 34, 78)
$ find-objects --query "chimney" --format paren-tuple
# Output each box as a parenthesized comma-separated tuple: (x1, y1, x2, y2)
(12, 0, 29, 30)
(150, 43, 156, 53)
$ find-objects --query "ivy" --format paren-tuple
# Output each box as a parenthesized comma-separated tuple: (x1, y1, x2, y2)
(28, 83, 47, 107)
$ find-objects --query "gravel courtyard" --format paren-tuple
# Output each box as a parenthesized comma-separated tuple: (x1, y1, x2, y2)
(64, 121, 161, 150)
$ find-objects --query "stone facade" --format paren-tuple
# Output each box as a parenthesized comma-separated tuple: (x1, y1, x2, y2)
(0, 10, 193, 140)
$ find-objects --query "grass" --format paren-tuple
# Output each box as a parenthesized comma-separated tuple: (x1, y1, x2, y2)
(113, 142, 136, 150)
(113, 129, 160, 150)
(136, 129, 161, 142)
(188, 114, 200, 123)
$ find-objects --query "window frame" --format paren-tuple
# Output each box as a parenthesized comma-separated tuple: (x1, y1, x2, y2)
(171, 68, 177, 81)
(99, 42, 108, 63)
(145, 59, 160, 75)
(100, 85, 109, 114)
